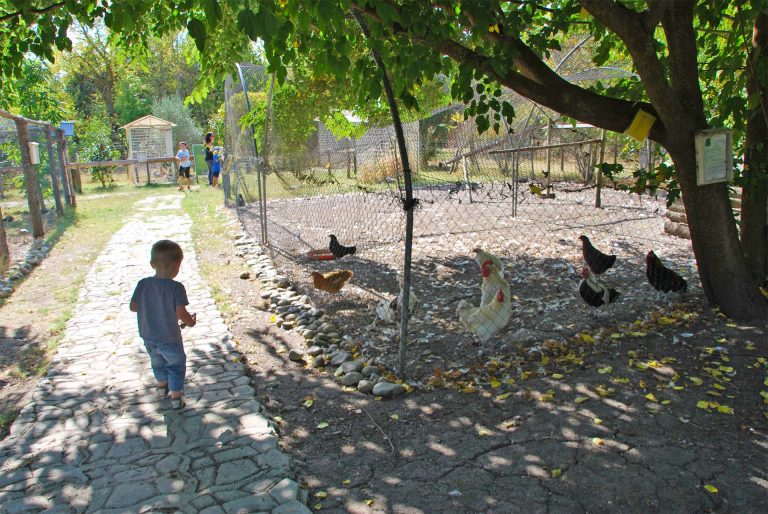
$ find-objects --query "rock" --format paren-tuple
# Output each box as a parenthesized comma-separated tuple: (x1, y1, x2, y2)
(357, 380, 375, 394)
(341, 372, 364, 386)
(330, 352, 351, 366)
(306, 346, 324, 357)
(339, 360, 364, 373)
(361, 365, 379, 377)
(311, 356, 325, 368)
(288, 350, 304, 363)
(240, 272, 251, 279)
(372, 382, 405, 398)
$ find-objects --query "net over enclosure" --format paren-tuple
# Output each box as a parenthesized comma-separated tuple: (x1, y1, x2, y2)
(225, 56, 696, 377)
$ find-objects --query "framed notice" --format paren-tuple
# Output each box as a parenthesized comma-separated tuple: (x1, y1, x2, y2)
(695, 129, 733, 185)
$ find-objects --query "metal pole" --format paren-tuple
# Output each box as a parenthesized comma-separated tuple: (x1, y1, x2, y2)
(261, 72, 276, 246)
(595, 129, 606, 208)
(462, 156, 473, 204)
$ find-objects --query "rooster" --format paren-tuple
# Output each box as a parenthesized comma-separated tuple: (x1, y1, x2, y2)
(579, 267, 619, 308)
(311, 270, 353, 293)
(646, 251, 687, 294)
(579, 235, 616, 275)
(328, 234, 356, 259)
(456, 264, 513, 351)
(480, 259, 509, 306)
(472, 247, 504, 274)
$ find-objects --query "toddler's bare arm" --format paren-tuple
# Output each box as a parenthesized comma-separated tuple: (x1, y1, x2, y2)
(177, 306, 196, 327)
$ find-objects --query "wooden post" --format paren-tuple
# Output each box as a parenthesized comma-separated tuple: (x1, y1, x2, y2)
(146, 160, 151, 185)
(56, 129, 73, 206)
(45, 125, 64, 216)
(15, 118, 45, 238)
(595, 129, 606, 209)
(0, 204, 9, 274)
(462, 156, 473, 204)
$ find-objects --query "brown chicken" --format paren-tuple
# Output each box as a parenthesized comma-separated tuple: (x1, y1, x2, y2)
(311, 270, 353, 293)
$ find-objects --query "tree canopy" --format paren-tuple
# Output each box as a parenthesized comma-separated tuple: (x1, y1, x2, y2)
(1, 0, 766, 322)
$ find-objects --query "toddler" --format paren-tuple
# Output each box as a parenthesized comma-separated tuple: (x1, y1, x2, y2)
(130, 240, 196, 409)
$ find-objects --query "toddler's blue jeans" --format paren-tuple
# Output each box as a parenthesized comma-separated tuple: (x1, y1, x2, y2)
(144, 340, 186, 393)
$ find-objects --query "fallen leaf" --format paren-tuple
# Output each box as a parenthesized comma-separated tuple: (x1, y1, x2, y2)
(551, 373, 564, 379)
(574, 396, 590, 404)
(343, 479, 351, 486)
(317, 421, 329, 429)
(390, 413, 399, 421)
(580, 333, 596, 344)
(689, 377, 703, 386)
(490, 378, 501, 388)
(365, 499, 374, 506)
(704, 484, 718, 493)
(592, 437, 604, 446)
(314, 504, 322, 510)
(303, 396, 314, 409)
(315, 491, 328, 498)
(551, 468, 562, 478)
(594, 417, 603, 425)
(597, 366, 613, 374)
(495, 392, 512, 401)
(716, 405, 734, 415)
(645, 393, 658, 402)
(696, 400, 711, 409)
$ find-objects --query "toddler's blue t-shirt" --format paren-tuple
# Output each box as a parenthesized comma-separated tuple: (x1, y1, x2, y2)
(131, 277, 188, 343)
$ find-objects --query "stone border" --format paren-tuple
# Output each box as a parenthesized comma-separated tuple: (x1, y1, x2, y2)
(231, 233, 406, 400)
(0, 238, 51, 300)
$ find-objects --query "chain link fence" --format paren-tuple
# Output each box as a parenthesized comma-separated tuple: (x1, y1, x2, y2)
(225, 54, 694, 377)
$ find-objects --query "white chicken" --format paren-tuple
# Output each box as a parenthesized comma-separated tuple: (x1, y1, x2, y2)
(456, 264, 513, 351)
(472, 247, 504, 273)
(376, 289, 419, 324)
(480, 259, 508, 306)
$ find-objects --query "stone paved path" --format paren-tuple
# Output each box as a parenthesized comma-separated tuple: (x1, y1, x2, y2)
(0, 196, 309, 514)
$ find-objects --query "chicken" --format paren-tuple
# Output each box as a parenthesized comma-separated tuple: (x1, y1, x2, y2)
(311, 270, 353, 293)
(328, 234, 356, 259)
(646, 251, 687, 294)
(457, 288, 513, 350)
(579, 235, 616, 275)
(376, 290, 419, 323)
(472, 247, 504, 273)
(480, 259, 509, 306)
(579, 267, 619, 308)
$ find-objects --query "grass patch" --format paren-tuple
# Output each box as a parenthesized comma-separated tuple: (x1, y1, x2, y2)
(181, 188, 242, 320)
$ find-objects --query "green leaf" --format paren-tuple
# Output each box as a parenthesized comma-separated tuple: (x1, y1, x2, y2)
(202, 0, 222, 28)
(187, 18, 207, 53)
(237, 9, 259, 41)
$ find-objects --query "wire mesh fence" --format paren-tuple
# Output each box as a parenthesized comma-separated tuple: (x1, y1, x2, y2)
(226, 57, 695, 378)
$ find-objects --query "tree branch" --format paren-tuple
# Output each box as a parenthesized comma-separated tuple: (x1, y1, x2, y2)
(0, 1, 66, 23)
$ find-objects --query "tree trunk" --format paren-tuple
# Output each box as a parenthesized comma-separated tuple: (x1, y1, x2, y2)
(0, 205, 9, 274)
(742, 12, 768, 285)
(667, 136, 767, 322)
(15, 119, 45, 239)
(56, 129, 73, 206)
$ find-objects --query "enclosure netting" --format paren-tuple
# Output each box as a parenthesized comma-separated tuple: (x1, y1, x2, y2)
(225, 52, 696, 375)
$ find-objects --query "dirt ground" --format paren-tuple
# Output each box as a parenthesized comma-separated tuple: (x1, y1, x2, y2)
(202, 210, 768, 513)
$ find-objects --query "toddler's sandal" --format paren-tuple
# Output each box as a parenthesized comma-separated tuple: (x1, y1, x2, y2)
(156, 384, 169, 397)
(171, 397, 185, 410)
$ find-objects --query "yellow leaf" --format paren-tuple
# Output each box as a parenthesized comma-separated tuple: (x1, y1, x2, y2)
(476, 425, 492, 436)
(270, 315, 277, 323)
(315, 491, 328, 498)
(594, 417, 603, 425)
(689, 377, 703, 386)
(696, 400, 711, 409)
(580, 333, 596, 344)
(719, 366, 734, 373)
(314, 504, 322, 510)
(611, 377, 630, 384)
(490, 378, 501, 388)
(636, 362, 649, 370)
(504, 378, 516, 385)
(704, 484, 718, 493)
(716, 405, 734, 415)
(630, 331, 647, 337)
(594, 385, 612, 397)
(303, 396, 314, 408)
(551, 468, 562, 478)
(342, 479, 351, 486)
(365, 499, 374, 506)
(540, 390, 555, 402)
(645, 393, 658, 402)
(658, 317, 674, 325)
(574, 396, 590, 404)
(639, 380, 647, 389)
(597, 366, 612, 374)
(661, 400, 671, 405)
(317, 421, 329, 429)
(673, 386, 685, 390)
(592, 437, 604, 446)
(714, 383, 726, 390)
(390, 413, 399, 421)
(707, 391, 721, 397)
(611, 333, 622, 339)
(461, 386, 477, 394)
(495, 392, 512, 401)
(551, 373, 564, 379)
(541, 355, 550, 365)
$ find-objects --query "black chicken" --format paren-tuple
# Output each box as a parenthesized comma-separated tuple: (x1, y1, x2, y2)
(579, 235, 616, 275)
(646, 251, 687, 294)
(579, 267, 619, 308)
(328, 234, 356, 259)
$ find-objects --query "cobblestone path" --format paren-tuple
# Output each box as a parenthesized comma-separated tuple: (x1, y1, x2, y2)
(0, 196, 308, 514)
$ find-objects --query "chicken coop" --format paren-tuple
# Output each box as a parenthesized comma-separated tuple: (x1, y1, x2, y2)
(120, 115, 177, 183)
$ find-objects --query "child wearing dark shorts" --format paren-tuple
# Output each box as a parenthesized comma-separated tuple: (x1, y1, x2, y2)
(176, 142, 192, 191)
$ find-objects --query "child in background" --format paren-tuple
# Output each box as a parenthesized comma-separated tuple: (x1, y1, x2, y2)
(130, 240, 197, 409)
(211, 146, 223, 188)
(176, 142, 192, 191)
